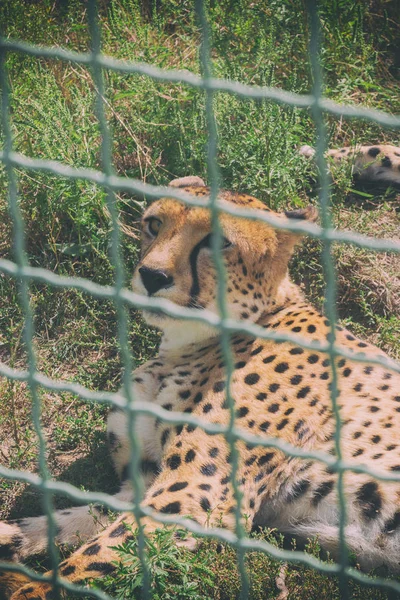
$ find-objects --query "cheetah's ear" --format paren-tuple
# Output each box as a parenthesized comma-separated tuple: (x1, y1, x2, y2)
(275, 205, 319, 262)
(169, 176, 206, 188)
(284, 205, 318, 223)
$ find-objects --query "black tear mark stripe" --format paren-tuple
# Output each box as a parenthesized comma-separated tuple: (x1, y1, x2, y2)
(188, 234, 212, 304)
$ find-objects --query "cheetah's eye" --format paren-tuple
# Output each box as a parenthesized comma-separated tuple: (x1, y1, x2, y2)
(204, 234, 232, 250)
(145, 217, 162, 237)
(222, 237, 232, 249)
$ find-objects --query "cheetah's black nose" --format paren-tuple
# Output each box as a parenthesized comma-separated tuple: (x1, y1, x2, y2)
(138, 266, 174, 296)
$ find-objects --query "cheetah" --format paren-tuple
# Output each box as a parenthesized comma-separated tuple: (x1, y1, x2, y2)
(1, 169, 400, 599)
(300, 143, 400, 186)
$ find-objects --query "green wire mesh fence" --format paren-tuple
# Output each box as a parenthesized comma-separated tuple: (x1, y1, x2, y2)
(1, 0, 400, 598)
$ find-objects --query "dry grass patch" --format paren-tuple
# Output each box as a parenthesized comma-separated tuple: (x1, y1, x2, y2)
(335, 205, 400, 318)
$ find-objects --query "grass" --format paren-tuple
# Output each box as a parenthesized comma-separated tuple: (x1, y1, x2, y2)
(0, 0, 399, 598)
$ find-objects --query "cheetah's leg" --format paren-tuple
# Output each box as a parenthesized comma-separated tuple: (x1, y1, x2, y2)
(0, 409, 159, 596)
(299, 143, 400, 185)
(8, 433, 268, 599)
(0, 481, 133, 563)
(0, 405, 160, 560)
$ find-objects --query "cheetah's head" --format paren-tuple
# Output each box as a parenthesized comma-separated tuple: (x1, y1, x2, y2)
(132, 177, 317, 344)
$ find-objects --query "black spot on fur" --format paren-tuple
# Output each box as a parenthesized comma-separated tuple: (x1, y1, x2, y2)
(368, 146, 381, 157)
(200, 497, 211, 512)
(185, 449, 196, 463)
(161, 429, 170, 447)
(384, 511, 400, 534)
(10, 534, 23, 549)
(258, 452, 274, 466)
(297, 386, 310, 399)
(307, 354, 319, 364)
(168, 481, 188, 492)
(201, 463, 217, 476)
(110, 522, 128, 538)
(289, 347, 304, 355)
(0, 543, 15, 560)
(199, 483, 211, 491)
(167, 454, 181, 470)
(381, 155, 392, 168)
(263, 354, 276, 363)
(235, 361, 246, 369)
(87, 561, 116, 575)
(312, 480, 334, 506)
(160, 501, 181, 514)
(237, 406, 249, 418)
(288, 480, 310, 502)
(251, 345, 263, 356)
(61, 564, 76, 576)
(213, 381, 225, 393)
(356, 481, 382, 520)
(244, 373, 260, 385)
(83, 543, 102, 556)
(193, 392, 203, 404)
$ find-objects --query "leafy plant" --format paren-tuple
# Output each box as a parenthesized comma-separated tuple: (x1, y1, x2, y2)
(101, 526, 214, 599)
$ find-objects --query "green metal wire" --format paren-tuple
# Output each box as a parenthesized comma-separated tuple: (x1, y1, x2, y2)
(0, 0, 400, 598)
(0, 152, 399, 254)
(86, 1, 151, 597)
(195, 1, 249, 597)
(0, 35, 61, 600)
(306, 2, 348, 596)
(2, 37, 400, 128)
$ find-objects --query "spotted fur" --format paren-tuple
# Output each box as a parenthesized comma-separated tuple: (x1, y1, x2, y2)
(300, 143, 400, 186)
(1, 177, 400, 599)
